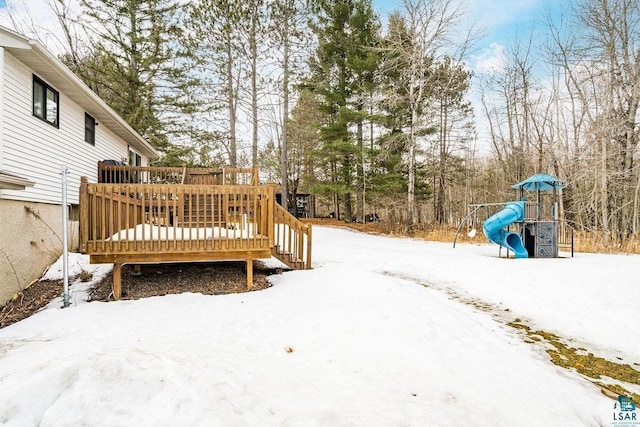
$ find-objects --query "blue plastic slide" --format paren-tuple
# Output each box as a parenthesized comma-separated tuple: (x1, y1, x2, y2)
(482, 201, 529, 258)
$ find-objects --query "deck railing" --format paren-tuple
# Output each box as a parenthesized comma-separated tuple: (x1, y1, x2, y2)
(98, 163, 184, 184)
(97, 162, 258, 187)
(79, 178, 274, 255)
(183, 167, 258, 186)
(83, 164, 312, 270)
(272, 203, 312, 269)
(81, 165, 312, 300)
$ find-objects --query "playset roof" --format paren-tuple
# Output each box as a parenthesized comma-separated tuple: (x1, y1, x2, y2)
(511, 174, 566, 191)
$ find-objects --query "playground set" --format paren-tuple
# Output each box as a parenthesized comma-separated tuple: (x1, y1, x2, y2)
(454, 174, 573, 258)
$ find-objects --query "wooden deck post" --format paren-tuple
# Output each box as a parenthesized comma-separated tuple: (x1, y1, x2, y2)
(306, 224, 312, 269)
(246, 258, 253, 290)
(113, 263, 122, 300)
(251, 166, 259, 186)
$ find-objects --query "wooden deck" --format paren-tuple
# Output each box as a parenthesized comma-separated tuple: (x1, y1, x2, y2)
(79, 165, 312, 299)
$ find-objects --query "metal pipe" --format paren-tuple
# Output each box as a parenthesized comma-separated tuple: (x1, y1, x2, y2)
(61, 165, 70, 308)
(453, 202, 508, 248)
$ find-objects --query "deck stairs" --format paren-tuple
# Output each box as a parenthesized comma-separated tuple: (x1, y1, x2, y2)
(270, 203, 311, 270)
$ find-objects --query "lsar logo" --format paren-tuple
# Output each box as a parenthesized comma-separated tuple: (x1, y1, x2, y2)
(612, 395, 638, 427)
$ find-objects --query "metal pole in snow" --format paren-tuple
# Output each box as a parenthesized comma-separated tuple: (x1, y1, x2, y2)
(61, 165, 70, 308)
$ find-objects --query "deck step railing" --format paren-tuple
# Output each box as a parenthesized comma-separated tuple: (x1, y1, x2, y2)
(272, 203, 312, 269)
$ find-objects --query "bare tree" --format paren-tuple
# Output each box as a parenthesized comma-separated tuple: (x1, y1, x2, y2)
(478, 37, 540, 184)
(188, 0, 247, 167)
(379, 0, 475, 232)
(547, 0, 640, 239)
(244, 0, 265, 168)
(269, 0, 310, 210)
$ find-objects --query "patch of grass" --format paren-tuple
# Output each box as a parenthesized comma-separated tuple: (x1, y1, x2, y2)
(509, 320, 640, 402)
(78, 270, 93, 282)
(507, 320, 530, 331)
(594, 383, 640, 401)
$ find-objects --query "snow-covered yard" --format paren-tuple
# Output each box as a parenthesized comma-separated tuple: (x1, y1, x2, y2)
(0, 226, 638, 426)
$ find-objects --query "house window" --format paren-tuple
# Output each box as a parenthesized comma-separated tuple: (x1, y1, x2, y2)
(84, 113, 96, 145)
(128, 149, 141, 166)
(33, 75, 59, 127)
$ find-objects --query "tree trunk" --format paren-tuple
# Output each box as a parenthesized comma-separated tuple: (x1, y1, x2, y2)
(343, 151, 353, 222)
(226, 38, 237, 168)
(407, 108, 417, 233)
(280, 18, 290, 211)
(436, 97, 447, 223)
(356, 108, 364, 223)
(250, 5, 259, 167)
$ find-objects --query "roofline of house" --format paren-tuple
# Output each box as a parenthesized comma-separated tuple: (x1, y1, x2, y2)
(0, 26, 160, 160)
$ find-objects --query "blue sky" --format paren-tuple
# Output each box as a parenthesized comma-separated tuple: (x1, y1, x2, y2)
(369, 0, 574, 154)
(372, 0, 570, 73)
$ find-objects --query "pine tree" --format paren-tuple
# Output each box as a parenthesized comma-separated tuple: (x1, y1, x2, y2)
(76, 0, 200, 156)
(308, 0, 380, 222)
(187, 0, 247, 167)
(377, 0, 472, 231)
(431, 57, 473, 223)
(346, 0, 380, 222)
(288, 90, 324, 201)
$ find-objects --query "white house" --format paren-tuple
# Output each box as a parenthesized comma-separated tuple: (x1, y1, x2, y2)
(0, 26, 159, 305)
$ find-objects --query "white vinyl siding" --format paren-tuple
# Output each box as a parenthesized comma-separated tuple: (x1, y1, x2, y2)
(0, 52, 149, 205)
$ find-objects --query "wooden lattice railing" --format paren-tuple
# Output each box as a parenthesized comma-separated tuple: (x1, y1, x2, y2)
(272, 203, 312, 269)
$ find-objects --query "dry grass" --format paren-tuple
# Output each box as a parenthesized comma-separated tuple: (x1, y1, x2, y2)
(304, 218, 465, 241)
(304, 219, 640, 255)
(572, 230, 640, 254)
(509, 319, 640, 402)
(0, 280, 62, 328)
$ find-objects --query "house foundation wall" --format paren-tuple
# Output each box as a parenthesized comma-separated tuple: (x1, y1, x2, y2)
(0, 199, 78, 305)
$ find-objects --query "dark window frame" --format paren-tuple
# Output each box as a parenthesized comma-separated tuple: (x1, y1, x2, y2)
(128, 149, 142, 166)
(32, 75, 59, 128)
(84, 113, 96, 145)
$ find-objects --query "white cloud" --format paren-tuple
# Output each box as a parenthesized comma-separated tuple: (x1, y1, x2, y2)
(473, 42, 506, 74)
(0, 0, 79, 54)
